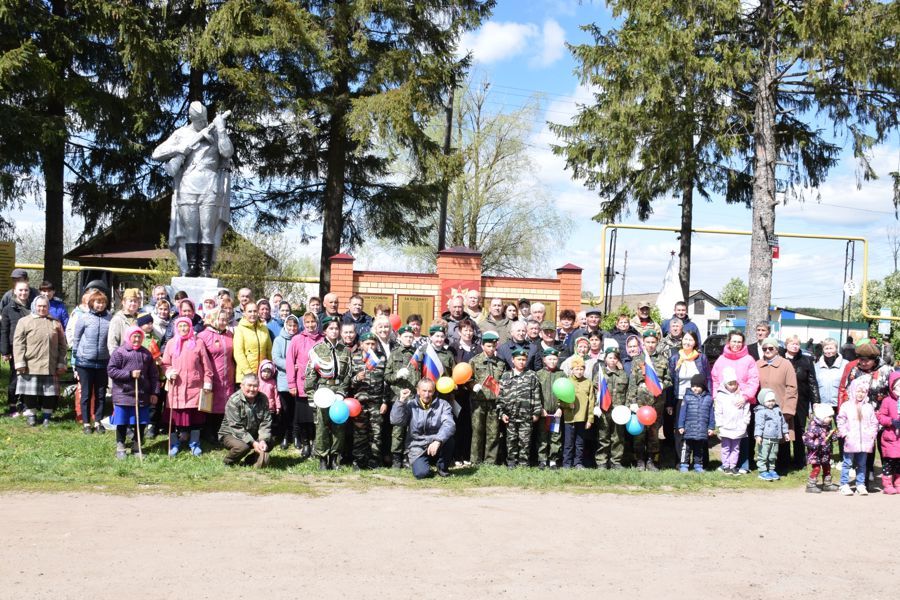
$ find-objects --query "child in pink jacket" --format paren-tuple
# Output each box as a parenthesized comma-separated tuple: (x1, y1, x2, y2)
(258, 360, 281, 416)
(876, 371, 900, 495)
(837, 376, 879, 496)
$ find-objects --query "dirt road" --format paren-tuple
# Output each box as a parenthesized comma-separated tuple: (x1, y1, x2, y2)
(3, 489, 895, 599)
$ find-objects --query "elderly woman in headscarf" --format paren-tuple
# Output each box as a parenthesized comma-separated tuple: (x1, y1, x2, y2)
(197, 306, 235, 444)
(272, 313, 301, 449)
(162, 316, 214, 456)
(107, 326, 159, 459)
(12, 295, 67, 427)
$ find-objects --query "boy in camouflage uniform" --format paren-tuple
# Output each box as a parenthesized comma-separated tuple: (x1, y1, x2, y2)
(304, 316, 352, 470)
(536, 347, 565, 468)
(469, 331, 507, 464)
(384, 325, 419, 468)
(627, 330, 671, 471)
(594, 349, 629, 469)
(498, 347, 542, 468)
(349, 332, 388, 469)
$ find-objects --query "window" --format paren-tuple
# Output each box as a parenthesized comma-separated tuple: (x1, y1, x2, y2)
(707, 320, 719, 336)
(694, 299, 705, 315)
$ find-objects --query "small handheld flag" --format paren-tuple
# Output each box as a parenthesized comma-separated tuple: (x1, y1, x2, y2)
(422, 344, 444, 382)
(597, 369, 612, 412)
(483, 375, 500, 396)
(642, 350, 663, 396)
(364, 350, 381, 371)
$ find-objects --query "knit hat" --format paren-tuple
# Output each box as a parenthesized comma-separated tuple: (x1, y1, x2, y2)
(136, 312, 153, 327)
(757, 388, 776, 404)
(721, 367, 738, 383)
(570, 355, 585, 368)
(855, 342, 879, 358)
(761, 337, 779, 349)
(690, 374, 706, 391)
(813, 404, 834, 420)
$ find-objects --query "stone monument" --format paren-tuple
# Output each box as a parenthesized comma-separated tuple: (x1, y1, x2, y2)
(151, 101, 233, 300)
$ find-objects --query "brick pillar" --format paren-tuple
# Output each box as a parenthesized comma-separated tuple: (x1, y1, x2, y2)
(435, 246, 482, 322)
(329, 253, 355, 312)
(556, 263, 583, 314)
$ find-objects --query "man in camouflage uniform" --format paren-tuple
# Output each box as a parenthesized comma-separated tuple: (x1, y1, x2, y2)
(469, 331, 507, 464)
(350, 332, 388, 469)
(304, 315, 352, 470)
(498, 347, 542, 468)
(626, 330, 671, 471)
(593, 349, 629, 469)
(384, 325, 420, 468)
(535, 347, 565, 468)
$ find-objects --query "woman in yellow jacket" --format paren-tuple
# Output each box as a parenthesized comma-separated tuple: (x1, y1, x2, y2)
(233, 302, 272, 382)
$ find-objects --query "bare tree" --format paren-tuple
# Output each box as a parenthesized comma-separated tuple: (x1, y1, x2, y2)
(887, 225, 900, 273)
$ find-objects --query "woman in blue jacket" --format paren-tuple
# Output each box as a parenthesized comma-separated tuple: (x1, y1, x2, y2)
(73, 290, 112, 434)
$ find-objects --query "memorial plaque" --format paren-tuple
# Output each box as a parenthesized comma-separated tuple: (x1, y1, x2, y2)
(360, 293, 394, 314)
(398, 295, 435, 324)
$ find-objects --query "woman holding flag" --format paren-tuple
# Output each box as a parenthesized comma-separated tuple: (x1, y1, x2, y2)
(626, 330, 671, 471)
(304, 316, 351, 470)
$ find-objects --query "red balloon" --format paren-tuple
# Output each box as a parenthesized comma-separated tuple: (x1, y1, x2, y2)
(344, 397, 362, 418)
(636, 405, 657, 427)
(389, 314, 401, 331)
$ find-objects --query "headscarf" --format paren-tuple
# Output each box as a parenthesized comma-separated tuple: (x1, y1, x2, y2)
(125, 325, 145, 350)
(280, 314, 300, 340)
(169, 316, 196, 358)
(29, 295, 50, 316)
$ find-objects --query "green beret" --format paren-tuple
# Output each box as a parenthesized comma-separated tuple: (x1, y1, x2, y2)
(481, 331, 499, 342)
(320, 315, 340, 326)
(641, 329, 658, 339)
(543, 347, 560, 356)
(397, 325, 413, 335)
(605, 347, 621, 357)
(429, 324, 446, 334)
(511, 347, 528, 357)
(359, 332, 375, 342)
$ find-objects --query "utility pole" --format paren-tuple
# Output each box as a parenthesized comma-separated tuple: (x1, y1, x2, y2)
(620, 250, 627, 308)
(437, 83, 455, 251)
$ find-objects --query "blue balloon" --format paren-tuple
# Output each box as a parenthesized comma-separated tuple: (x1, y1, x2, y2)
(329, 399, 350, 424)
(625, 414, 644, 436)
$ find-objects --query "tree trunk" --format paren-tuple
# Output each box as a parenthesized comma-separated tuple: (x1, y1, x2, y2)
(42, 0, 67, 291)
(678, 177, 693, 303)
(747, 6, 778, 344)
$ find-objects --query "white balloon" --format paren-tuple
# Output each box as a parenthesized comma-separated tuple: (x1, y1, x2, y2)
(313, 387, 336, 409)
(611, 405, 631, 426)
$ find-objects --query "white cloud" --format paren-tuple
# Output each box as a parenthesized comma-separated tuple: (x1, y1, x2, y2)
(458, 22, 538, 64)
(531, 19, 566, 68)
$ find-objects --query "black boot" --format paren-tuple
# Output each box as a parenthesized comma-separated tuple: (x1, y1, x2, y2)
(198, 243, 214, 278)
(184, 243, 201, 277)
(318, 457, 328, 471)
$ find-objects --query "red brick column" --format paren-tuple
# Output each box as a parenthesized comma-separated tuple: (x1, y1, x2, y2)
(329, 253, 355, 311)
(436, 246, 482, 320)
(556, 263, 583, 314)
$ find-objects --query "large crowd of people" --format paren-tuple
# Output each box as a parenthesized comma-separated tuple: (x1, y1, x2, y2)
(1, 268, 898, 490)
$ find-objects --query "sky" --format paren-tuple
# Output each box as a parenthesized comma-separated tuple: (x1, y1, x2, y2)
(9, 0, 900, 311)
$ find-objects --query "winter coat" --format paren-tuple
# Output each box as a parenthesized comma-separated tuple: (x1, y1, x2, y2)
(218, 390, 272, 444)
(784, 351, 819, 419)
(876, 371, 900, 459)
(390, 396, 456, 464)
(710, 345, 760, 405)
(257, 360, 280, 414)
(272, 315, 299, 392)
(161, 335, 214, 410)
(286, 328, 323, 397)
(196, 326, 235, 414)
(13, 314, 67, 375)
(233, 317, 273, 382)
(714, 386, 750, 439)
(757, 356, 798, 417)
(107, 310, 137, 355)
(837, 396, 879, 453)
(802, 417, 834, 465)
(0, 300, 29, 356)
(73, 309, 111, 368)
(815, 355, 847, 406)
(754, 404, 789, 440)
(677, 389, 715, 440)
(107, 345, 159, 406)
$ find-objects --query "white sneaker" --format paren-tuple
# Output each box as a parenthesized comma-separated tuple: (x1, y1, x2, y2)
(856, 486, 869, 496)
(840, 484, 854, 496)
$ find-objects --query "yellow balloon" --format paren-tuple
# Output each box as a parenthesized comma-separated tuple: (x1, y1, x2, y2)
(436, 376, 456, 394)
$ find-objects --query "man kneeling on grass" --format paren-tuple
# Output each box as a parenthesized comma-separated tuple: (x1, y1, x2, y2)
(391, 378, 456, 479)
(219, 374, 273, 468)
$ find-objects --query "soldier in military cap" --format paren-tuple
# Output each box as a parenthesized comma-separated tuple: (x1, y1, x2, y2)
(498, 347, 542, 468)
(536, 347, 565, 468)
(469, 330, 507, 464)
(304, 315, 352, 470)
(349, 332, 388, 469)
(627, 329, 671, 471)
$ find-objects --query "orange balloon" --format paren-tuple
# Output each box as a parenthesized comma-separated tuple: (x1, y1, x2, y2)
(452, 362, 473, 385)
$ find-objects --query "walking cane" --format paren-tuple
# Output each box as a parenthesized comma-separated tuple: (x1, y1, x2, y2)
(133, 374, 143, 461)
(167, 392, 174, 457)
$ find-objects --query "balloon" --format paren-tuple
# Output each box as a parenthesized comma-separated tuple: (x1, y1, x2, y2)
(552, 378, 576, 404)
(637, 405, 657, 427)
(313, 387, 335, 409)
(611, 405, 631, 425)
(626, 414, 644, 436)
(389, 314, 401, 331)
(452, 363, 473, 385)
(344, 397, 362, 418)
(436, 376, 456, 394)
(329, 399, 350, 424)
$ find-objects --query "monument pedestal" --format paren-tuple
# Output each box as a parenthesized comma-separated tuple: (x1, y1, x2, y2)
(171, 276, 223, 302)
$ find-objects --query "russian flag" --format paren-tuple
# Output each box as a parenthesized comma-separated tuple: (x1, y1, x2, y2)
(409, 344, 425, 372)
(597, 370, 612, 412)
(364, 350, 381, 371)
(642, 349, 663, 396)
(422, 344, 444, 382)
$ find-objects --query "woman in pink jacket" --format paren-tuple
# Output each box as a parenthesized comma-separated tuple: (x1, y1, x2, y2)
(286, 312, 323, 457)
(197, 307, 235, 445)
(876, 371, 900, 495)
(710, 329, 761, 474)
(837, 376, 879, 495)
(162, 316, 214, 457)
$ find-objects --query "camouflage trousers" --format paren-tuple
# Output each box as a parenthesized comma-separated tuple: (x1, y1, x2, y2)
(537, 416, 562, 465)
(315, 406, 346, 460)
(352, 402, 384, 467)
(506, 419, 534, 466)
(595, 410, 625, 466)
(631, 399, 664, 458)
(470, 399, 501, 465)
